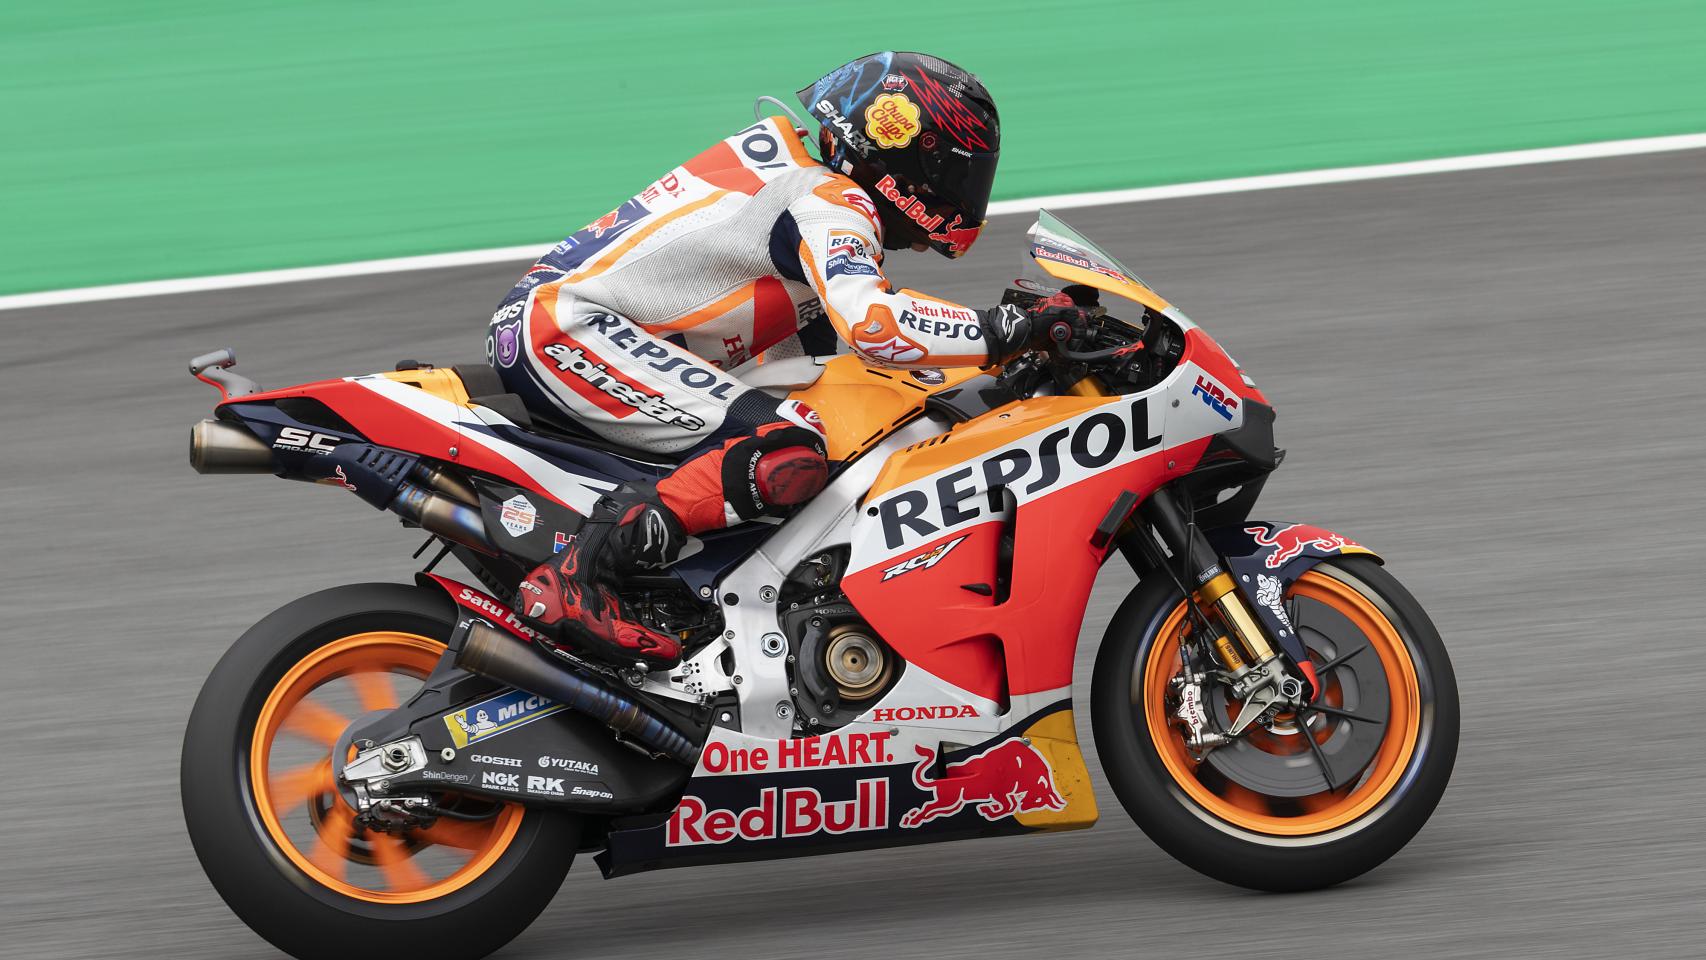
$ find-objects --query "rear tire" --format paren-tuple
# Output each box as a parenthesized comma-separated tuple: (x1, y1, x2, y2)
(182, 583, 579, 960)
(1092, 557, 1458, 891)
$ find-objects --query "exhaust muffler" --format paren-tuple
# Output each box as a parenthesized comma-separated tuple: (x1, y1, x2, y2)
(457, 621, 698, 765)
(189, 419, 274, 474)
(388, 481, 495, 554)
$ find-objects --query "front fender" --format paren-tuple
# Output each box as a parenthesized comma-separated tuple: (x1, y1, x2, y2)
(1204, 521, 1381, 667)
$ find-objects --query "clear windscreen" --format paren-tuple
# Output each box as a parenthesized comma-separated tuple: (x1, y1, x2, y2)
(1004, 210, 1170, 315)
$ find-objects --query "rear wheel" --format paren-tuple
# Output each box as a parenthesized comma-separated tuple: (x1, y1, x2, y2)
(183, 583, 579, 960)
(1092, 557, 1458, 890)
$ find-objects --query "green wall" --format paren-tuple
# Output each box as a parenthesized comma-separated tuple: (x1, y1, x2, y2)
(4, 1, 1703, 295)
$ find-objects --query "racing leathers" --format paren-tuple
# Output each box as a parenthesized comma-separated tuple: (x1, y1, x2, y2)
(487, 117, 1011, 667)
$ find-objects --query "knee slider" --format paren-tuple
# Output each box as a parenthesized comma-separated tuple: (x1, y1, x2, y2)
(754, 445, 827, 507)
(723, 424, 827, 519)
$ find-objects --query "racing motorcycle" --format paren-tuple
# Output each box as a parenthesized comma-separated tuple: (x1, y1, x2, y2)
(181, 212, 1458, 960)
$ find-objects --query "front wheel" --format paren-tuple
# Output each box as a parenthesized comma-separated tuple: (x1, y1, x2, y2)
(181, 583, 580, 960)
(1092, 557, 1458, 891)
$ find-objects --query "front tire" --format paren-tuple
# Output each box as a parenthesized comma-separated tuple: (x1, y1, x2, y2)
(1092, 557, 1458, 891)
(182, 583, 579, 960)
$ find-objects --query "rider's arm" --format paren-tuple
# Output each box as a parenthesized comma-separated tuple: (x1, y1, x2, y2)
(787, 179, 992, 368)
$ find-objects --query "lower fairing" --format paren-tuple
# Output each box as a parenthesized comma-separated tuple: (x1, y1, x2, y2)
(596, 701, 1097, 877)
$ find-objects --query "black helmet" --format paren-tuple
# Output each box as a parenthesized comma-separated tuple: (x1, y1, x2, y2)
(797, 52, 999, 259)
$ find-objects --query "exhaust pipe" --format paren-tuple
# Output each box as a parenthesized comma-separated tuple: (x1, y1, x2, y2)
(388, 482, 496, 555)
(190, 419, 274, 474)
(458, 621, 698, 765)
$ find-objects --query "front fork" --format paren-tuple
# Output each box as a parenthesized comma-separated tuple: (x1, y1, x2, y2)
(1130, 487, 1312, 740)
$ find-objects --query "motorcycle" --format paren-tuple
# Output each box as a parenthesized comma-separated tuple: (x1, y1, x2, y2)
(181, 212, 1458, 960)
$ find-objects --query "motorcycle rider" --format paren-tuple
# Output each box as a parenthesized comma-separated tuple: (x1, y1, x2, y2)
(489, 51, 1083, 668)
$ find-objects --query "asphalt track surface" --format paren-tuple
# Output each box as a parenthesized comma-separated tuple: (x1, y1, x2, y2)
(4, 150, 1703, 959)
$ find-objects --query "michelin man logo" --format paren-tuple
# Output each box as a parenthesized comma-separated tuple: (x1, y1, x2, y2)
(1255, 574, 1293, 634)
(456, 709, 499, 741)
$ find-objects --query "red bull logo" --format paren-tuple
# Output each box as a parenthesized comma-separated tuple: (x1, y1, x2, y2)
(900, 740, 1065, 828)
(873, 175, 945, 232)
(1246, 523, 1362, 569)
(588, 209, 623, 237)
(666, 780, 888, 846)
(927, 214, 983, 257)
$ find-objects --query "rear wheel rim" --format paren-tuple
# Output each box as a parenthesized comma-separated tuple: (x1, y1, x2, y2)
(248, 631, 524, 904)
(1142, 570, 1421, 836)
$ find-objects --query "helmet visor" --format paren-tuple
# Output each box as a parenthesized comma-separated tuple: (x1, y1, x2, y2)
(925, 147, 999, 223)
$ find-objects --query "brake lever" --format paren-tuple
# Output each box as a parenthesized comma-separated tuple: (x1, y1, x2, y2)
(1055, 342, 1142, 363)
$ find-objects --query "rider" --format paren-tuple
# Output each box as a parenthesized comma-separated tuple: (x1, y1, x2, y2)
(489, 51, 1078, 669)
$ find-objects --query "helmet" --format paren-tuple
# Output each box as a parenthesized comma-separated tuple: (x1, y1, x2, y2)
(797, 52, 999, 259)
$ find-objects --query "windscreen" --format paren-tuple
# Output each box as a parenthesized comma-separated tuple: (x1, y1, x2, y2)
(1006, 210, 1170, 314)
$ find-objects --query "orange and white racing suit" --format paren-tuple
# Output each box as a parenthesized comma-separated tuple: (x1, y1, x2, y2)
(486, 116, 991, 535)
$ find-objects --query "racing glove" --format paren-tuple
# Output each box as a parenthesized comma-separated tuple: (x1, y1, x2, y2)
(1028, 292, 1100, 350)
(979, 304, 1033, 365)
(980, 292, 1102, 364)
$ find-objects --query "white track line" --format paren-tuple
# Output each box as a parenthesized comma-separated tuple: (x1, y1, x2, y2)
(4, 131, 1703, 312)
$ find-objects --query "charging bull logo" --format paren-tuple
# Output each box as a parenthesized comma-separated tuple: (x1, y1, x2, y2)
(1246, 523, 1363, 569)
(900, 740, 1065, 828)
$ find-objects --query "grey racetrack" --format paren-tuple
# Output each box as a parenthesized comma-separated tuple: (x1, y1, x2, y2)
(4, 150, 1703, 960)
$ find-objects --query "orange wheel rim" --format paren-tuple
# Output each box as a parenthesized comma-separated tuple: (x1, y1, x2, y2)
(1144, 570, 1421, 836)
(249, 631, 524, 903)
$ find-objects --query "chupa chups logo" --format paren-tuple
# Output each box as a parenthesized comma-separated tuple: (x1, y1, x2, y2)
(865, 93, 922, 148)
(873, 175, 944, 232)
(1245, 523, 1362, 569)
(875, 397, 1161, 550)
(880, 536, 967, 581)
(900, 740, 1065, 828)
(443, 689, 565, 748)
(666, 780, 889, 846)
(1191, 374, 1239, 421)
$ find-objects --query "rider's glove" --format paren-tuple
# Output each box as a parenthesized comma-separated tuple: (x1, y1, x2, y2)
(980, 293, 1101, 364)
(979, 304, 1033, 365)
(1028, 292, 1099, 351)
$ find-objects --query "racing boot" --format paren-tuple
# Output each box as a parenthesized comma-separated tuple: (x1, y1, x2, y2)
(515, 485, 686, 668)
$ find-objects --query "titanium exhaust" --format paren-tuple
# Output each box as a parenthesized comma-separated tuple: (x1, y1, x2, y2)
(388, 481, 496, 555)
(457, 620, 698, 765)
(189, 419, 274, 474)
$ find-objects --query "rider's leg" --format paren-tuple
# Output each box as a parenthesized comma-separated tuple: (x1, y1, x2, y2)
(489, 286, 827, 666)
